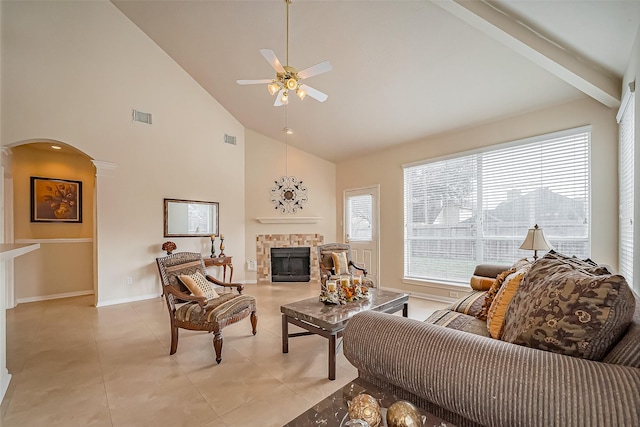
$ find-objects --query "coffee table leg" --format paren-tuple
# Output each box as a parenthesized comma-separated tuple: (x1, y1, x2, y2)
(282, 314, 289, 353)
(328, 333, 336, 380)
(403, 303, 408, 317)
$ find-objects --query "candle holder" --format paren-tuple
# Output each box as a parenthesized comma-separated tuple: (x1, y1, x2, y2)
(210, 236, 216, 258)
(219, 236, 225, 257)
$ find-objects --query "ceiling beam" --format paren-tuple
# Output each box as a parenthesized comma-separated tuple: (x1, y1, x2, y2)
(434, 0, 621, 108)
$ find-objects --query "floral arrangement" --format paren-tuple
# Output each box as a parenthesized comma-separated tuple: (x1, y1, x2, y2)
(162, 241, 177, 255)
(320, 278, 369, 305)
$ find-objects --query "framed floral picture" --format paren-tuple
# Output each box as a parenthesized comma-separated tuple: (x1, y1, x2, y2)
(30, 177, 82, 223)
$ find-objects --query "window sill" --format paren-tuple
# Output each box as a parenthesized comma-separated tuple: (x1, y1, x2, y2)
(402, 277, 469, 290)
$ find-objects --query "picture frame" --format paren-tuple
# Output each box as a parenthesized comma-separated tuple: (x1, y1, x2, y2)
(30, 177, 82, 223)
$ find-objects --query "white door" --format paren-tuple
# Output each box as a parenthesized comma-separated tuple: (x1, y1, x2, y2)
(344, 186, 379, 286)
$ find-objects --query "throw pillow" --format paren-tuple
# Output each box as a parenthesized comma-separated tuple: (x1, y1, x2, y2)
(470, 275, 495, 291)
(331, 251, 350, 275)
(476, 259, 529, 321)
(178, 271, 220, 301)
(448, 290, 487, 317)
(486, 265, 530, 339)
(501, 253, 636, 360)
(476, 267, 515, 321)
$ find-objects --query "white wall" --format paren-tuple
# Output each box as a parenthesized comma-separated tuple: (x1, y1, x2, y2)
(244, 129, 336, 282)
(336, 97, 619, 300)
(2, 1, 245, 305)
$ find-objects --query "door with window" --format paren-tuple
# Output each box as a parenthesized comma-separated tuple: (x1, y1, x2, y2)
(344, 186, 379, 286)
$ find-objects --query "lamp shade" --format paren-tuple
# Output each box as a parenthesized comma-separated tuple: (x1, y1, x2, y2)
(519, 224, 553, 251)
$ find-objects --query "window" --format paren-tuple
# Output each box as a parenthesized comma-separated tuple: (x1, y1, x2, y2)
(618, 84, 635, 289)
(347, 194, 373, 241)
(404, 128, 590, 284)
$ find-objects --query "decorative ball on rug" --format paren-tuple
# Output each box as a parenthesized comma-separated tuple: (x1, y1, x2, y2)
(386, 401, 425, 427)
(348, 393, 382, 427)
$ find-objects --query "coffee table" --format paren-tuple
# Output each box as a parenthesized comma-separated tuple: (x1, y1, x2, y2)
(280, 289, 409, 380)
(284, 376, 454, 426)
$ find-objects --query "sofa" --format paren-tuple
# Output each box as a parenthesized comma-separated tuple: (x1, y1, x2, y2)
(343, 253, 640, 427)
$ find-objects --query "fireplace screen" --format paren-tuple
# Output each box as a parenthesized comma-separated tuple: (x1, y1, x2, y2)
(270, 247, 311, 282)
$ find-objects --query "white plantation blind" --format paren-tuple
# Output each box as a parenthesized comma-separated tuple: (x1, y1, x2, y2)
(404, 128, 590, 283)
(347, 194, 373, 241)
(619, 90, 635, 287)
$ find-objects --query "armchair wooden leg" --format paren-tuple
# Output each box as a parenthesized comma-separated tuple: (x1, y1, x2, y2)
(213, 332, 223, 364)
(250, 311, 258, 335)
(170, 326, 179, 355)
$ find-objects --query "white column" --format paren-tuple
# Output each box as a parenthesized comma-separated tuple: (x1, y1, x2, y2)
(91, 160, 118, 307)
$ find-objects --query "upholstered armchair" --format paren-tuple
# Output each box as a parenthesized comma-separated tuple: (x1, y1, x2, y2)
(156, 252, 257, 363)
(317, 243, 373, 287)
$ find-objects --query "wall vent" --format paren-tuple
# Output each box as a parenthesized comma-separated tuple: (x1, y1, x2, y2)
(132, 109, 152, 124)
(224, 134, 237, 145)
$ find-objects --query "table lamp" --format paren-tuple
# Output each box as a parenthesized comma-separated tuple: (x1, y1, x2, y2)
(519, 224, 553, 260)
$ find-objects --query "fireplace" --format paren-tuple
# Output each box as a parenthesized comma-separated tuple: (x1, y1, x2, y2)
(270, 247, 311, 282)
(256, 234, 323, 283)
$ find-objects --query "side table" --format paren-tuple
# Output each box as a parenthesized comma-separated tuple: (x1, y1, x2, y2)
(203, 255, 234, 282)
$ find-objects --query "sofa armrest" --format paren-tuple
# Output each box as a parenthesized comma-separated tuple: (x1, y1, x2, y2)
(472, 263, 510, 278)
(343, 311, 640, 427)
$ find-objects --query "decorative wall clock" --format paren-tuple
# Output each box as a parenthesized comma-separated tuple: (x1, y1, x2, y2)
(271, 176, 307, 214)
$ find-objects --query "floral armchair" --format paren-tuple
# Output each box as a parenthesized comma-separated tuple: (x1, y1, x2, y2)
(317, 243, 373, 287)
(155, 252, 257, 363)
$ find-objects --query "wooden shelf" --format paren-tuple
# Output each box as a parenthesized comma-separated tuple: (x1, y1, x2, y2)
(256, 217, 321, 224)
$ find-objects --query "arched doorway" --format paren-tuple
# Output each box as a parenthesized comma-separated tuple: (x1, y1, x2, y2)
(2, 140, 98, 307)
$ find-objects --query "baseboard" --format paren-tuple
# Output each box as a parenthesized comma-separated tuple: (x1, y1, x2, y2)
(16, 290, 94, 305)
(243, 280, 258, 284)
(381, 285, 457, 304)
(95, 293, 161, 307)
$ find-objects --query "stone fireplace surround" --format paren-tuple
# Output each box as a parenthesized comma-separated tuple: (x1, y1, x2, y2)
(256, 234, 323, 283)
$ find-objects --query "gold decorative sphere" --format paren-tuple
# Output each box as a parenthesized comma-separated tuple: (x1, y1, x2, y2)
(386, 401, 424, 427)
(348, 393, 382, 427)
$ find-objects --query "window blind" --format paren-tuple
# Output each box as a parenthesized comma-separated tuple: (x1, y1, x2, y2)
(347, 194, 373, 242)
(619, 91, 635, 287)
(404, 128, 590, 283)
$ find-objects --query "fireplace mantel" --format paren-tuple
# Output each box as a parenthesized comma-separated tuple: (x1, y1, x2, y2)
(256, 217, 321, 224)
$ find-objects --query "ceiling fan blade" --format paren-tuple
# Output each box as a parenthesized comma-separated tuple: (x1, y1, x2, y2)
(274, 89, 285, 107)
(300, 84, 328, 102)
(260, 49, 286, 74)
(237, 79, 272, 85)
(298, 61, 332, 80)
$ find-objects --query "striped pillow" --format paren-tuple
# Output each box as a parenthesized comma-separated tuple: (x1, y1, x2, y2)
(331, 251, 350, 275)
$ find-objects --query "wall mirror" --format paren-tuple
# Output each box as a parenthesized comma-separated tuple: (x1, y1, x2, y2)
(164, 198, 219, 237)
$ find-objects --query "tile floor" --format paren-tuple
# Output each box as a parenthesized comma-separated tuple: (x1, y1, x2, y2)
(1, 282, 446, 427)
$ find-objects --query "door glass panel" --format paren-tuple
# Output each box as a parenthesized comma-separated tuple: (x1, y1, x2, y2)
(347, 194, 373, 242)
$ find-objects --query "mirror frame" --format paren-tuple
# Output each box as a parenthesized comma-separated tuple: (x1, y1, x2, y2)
(164, 198, 219, 238)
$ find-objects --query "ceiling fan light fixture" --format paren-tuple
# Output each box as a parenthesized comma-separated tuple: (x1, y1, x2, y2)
(286, 78, 298, 90)
(268, 82, 280, 95)
(236, 0, 331, 106)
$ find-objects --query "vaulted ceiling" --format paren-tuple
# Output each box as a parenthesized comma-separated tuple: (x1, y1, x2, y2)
(112, 1, 640, 163)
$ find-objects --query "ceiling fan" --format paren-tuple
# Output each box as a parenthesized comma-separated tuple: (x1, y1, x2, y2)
(236, 0, 332, 107)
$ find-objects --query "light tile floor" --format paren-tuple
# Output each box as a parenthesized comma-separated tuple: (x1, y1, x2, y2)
(1, 282, 446, 427)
